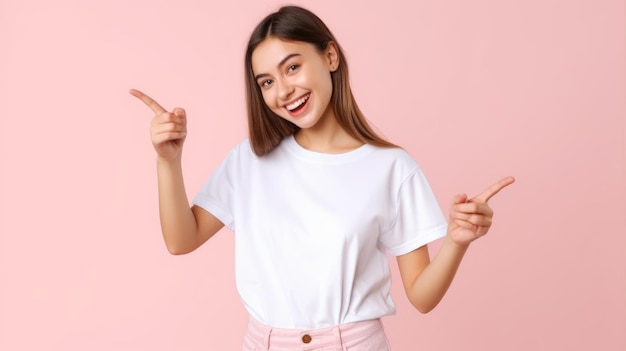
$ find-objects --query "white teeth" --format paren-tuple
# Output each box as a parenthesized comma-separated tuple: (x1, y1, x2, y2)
(286, 94, 309, 111)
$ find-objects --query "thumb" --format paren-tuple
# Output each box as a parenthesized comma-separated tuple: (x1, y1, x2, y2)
(452, 193, 468, 205)
(172, 107, 186, 120)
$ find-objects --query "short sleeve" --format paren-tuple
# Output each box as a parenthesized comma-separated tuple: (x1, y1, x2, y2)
(192, 144, 240, 230)
(379, 167, 448, 256)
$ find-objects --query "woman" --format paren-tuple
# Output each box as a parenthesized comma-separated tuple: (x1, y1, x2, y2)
(131, 5, 514, 350)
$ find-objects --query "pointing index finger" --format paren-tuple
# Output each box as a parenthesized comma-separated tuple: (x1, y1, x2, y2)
(129, 89, 167, 114)
(472, 176, 516, 203)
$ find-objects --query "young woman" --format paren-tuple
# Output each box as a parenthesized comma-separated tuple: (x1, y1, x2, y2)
(131, 5, 514, 350)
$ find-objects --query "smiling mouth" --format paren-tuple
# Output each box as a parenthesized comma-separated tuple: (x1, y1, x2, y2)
(285, 94, 310, 112)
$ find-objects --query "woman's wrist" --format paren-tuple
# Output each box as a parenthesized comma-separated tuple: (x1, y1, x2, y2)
(444, 233, 471, 254)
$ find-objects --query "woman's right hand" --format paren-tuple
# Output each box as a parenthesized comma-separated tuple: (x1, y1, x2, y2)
(130, 89, 187, 162)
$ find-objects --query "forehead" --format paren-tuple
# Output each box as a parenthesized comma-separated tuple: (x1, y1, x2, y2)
(251, 37, 320, 74)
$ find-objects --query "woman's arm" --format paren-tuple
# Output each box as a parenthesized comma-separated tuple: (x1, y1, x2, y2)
(397, 177, 515, 313)
(157, 157, 224, 255)
(131, 89, 224, 255)
(397, 236, 468, 313)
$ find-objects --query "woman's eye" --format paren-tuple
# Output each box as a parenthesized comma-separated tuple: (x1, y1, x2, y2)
(260, 79, 273, 88)
(288, 64, 299, 72)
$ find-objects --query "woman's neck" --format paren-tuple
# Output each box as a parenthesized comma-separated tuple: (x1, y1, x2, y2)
(294, 111, 363, 154)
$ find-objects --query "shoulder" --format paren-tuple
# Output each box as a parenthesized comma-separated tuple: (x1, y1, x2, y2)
(369, 145, 420, 170)
(232, 138, 252, 153)
(224, 138, 255, 159)
(363, 146, 435, 191)
(213, 139, 257, 172)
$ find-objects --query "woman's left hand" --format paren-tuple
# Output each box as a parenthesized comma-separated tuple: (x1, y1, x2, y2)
(447, 176, 515, 246)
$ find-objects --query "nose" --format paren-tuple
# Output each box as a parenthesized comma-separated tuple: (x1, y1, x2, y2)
(277, 77, 295, 101)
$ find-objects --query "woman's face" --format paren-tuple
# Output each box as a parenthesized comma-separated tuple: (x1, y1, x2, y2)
(251, 37, 338, 130)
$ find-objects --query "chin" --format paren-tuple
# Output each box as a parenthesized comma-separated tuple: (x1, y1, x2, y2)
(292, 116, 321, 130)
(275, 112, 317, 129)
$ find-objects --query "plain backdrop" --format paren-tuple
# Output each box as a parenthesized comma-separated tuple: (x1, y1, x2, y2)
(1, 0, 624, 350)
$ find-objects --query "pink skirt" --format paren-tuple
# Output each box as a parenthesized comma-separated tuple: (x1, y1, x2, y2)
(242, 317, 391, 350)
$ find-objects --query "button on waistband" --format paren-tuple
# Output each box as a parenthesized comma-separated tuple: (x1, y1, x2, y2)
(302, 334, 312, 344)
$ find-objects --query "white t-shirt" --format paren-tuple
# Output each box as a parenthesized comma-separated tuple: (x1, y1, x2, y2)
(193, 136, 447, 329)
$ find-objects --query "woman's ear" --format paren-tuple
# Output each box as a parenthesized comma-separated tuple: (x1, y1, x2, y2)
(325, 42, 339, 72)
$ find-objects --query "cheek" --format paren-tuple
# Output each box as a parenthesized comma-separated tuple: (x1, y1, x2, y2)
(312, 65, 333, 92)
(260, 90, 276, 109)
(324, 74, 333, 94)
(318, 71, 334, 101)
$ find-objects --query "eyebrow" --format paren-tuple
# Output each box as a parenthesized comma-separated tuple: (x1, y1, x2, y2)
(254, 53, 302, 81)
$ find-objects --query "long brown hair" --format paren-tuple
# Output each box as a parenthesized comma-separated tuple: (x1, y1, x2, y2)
(245, 5, 396, 156)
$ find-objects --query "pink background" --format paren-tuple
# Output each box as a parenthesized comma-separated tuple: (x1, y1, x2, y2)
(1, 0, 624, 350)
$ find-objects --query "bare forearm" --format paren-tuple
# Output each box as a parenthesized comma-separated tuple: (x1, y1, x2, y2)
(401, 177, 515, 313)
(156, 156, 199, 254)
(409, 235, 469, 313)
